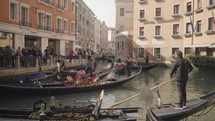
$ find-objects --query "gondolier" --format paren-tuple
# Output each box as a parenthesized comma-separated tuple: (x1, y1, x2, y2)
(170, 50, 193, 110)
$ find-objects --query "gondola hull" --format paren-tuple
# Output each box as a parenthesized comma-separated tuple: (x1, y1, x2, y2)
(147, 90, 215, 121)
(0, 67, 141, 95)
(141, 63, 158, 71)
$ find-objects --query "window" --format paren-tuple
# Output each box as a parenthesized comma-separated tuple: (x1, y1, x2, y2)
(117, 42, 120, 50)
(119, 26, 124, 32)
(208, 17, 214, 30)
(173, 5, 180, 15)
(121, 41, 125, 50)
(154, 48, 160, 58)
(71, 22, 75, 33)
(155, 7, 161, 17)
(10, 2, 18, 20)
(139, 27, 144, 36)
(196, 20, 202, 32)
(197, 0, 202, 9)
(186, 22, 192, 33)
(71, 2, 75, 12)
(64, 20, 68, 32)
(21, 6, 29, 26)
(64, 0, 68, 9)
(57, 0, 63, 10)
(140, 10, 145, 18)
(46, 15, 52, 31)
(186, 2, 192, 12)
(173, 24, 179, 35)
(209, 0, 215, 5)
(120, 8, 124, 16)
(172, 48, 179, 54)
(139, 48, 144, 56)
(155, 26, 161, 35)
(184, 48, 191, 54)
(57, 18, 62, 33)
(38, 12, 43, 29)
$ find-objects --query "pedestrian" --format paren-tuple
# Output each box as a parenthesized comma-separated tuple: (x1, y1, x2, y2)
(69, 48, 75, 62)
(170, 50, 193, 110)
(145, 53, 149, 64)
(126, 53, 132, 76)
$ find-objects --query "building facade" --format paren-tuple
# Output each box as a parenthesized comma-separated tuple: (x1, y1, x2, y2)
(108, 27, 116, 55)
(133, 0, 215, 62)
(94, 18, 101, 55)
(0, 0, 76, 56)
(76, 0, 95, 51)
(115, 0, 134, 58)
(100, 21, 109, 54)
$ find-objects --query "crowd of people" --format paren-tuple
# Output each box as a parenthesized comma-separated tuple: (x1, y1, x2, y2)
(0, 46, 57, 68)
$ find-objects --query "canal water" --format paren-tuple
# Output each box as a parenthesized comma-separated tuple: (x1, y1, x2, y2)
(0, 60, 214, 121)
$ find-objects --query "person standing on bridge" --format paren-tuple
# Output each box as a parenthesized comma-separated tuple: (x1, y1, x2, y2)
(170, 50, 193, 110)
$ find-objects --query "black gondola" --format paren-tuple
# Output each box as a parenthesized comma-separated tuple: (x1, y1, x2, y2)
(0, 90, 139, 121)
(141, 63, 158, 71)
(147, 90, 215, 121)
(0, 67, 141, 95)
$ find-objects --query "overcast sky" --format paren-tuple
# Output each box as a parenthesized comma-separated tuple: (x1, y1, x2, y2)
(83, 0, 116, 28)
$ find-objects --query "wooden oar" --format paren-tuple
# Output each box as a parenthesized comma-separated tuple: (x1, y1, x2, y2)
(107, 78, 175, 108)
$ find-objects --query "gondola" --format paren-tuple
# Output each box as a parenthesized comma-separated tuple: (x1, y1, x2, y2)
(0, 66, 142, 95)
(60, 63, 114, 79)
(141, 63, 158, 71)
(0, 90, 139, 121)
(147, 90, 215, 121)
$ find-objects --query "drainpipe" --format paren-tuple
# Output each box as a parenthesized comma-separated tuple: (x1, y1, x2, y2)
(191, 0, 195, 55)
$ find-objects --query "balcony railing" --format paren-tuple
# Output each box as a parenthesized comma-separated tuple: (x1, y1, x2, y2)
(39, 0, 54, 6)
(37, 25, 45, 30)
(56, 29, 64, 33)
(57, 4, 64, 10)
(20, 21, 31, 27)
(45, 27, 53, 32)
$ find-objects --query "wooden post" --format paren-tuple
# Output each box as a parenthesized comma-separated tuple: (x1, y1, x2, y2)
(36, 57, 39, 67)
(16, 56, 20, 69)
(49, 57, 53, 66)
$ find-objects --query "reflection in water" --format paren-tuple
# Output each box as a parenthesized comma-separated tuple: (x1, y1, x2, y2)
(0, 63, 215, 121)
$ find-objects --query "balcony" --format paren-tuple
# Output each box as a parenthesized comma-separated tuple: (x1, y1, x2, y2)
(20, 21, 31, 27)
(138, 18, 146, 21)
(38, 0, 54, 7)
(57, 4, 64, 11)
(154, 16, 162, 19)
(172, 14, 181, 18)
(195, 32, 202, 36)
(37, 25, 45, 30)
(195, 8, 203, 13)
(206, 4, 215, 10)
(56, 29, 64, 33)
(184, 33, 192, 37)
(139, 0, 146, 4)
(45, 27, 53, 32)
(184, 11, 192, 16)
(171, 34, 180, 38)
(154, 35, 162, 38)
(205, 30, 215, 35)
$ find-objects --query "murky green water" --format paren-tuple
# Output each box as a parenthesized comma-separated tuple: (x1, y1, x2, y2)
(0, 61, 214, 121)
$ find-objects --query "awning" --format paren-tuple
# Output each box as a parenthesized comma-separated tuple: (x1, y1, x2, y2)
(191, 44, 210, 47)
(209, 43, 215, 48)
(75, 45, 82, 49)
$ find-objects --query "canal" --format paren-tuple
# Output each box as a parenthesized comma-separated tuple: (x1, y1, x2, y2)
(0, 60, 214, 121)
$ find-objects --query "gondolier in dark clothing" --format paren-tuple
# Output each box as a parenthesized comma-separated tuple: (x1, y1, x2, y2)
(126, 53, 132, 76)
(170, 50, 193, 110)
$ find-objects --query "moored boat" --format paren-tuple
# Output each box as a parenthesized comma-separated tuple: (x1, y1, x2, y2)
(0, 67, 141, 95)
(0, 90, 139, 121)
(141, 63, 158, 71)
(147, 90, 215, 121)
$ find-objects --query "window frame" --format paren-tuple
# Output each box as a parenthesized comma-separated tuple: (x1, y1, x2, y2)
(196, 20, 202, 32)
(155, 7, 162, 17)
(173, 24, 180, 35)
(63, 19, 68, 32)
(120, 8, 125, 16)
(155, 25, 161, 36)
(173, 4, 180, 15)
(139, 27, 145, 36)
(9, 0, 19, 21)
